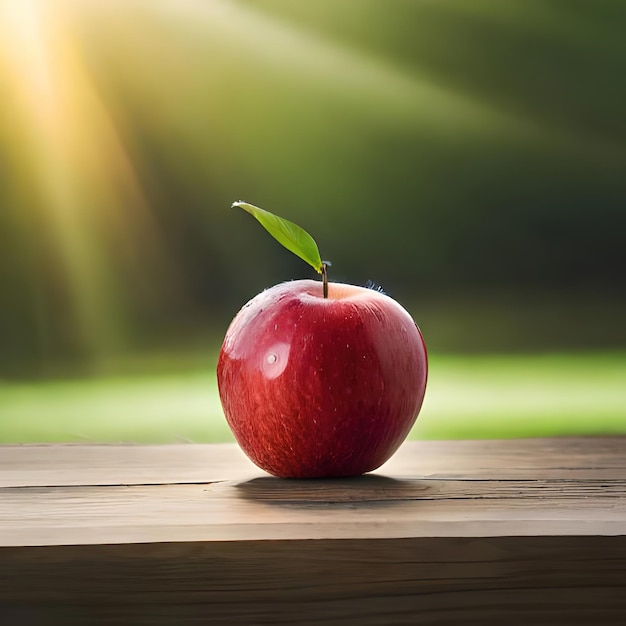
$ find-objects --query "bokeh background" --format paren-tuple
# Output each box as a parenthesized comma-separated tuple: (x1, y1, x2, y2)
(1, 0, 625, 443)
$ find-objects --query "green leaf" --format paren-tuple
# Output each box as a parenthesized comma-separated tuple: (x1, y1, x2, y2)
(232, 201, 323, 273)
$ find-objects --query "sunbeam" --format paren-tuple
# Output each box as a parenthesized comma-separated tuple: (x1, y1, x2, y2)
(0, 0, 624, 380)
(0, 0, 175, 368)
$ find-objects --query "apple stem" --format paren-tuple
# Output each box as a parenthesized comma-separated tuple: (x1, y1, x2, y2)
(322, 262, 328, 299)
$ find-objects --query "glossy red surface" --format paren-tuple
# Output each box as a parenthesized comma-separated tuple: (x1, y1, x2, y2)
(217, 280, 428, 478)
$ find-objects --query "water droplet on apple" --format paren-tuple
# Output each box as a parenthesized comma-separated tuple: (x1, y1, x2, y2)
(261, 342, 290, 379)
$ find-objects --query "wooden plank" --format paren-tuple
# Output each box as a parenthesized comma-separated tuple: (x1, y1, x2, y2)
(1, 537, 625, 624)
(2, 437, 625, 488)
(0, 442, 258, 488)
(1, 438, 625, 624)
(1, 477, 625, 546)
(0, 438, 624, 546)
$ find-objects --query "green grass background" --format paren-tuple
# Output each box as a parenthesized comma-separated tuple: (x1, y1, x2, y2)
(2, 352, 624, 444)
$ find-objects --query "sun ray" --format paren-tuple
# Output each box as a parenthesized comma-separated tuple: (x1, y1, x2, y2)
(0, 0, 175, 368)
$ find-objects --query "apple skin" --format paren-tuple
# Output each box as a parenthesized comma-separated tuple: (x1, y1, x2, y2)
(217, 279, 427, 478)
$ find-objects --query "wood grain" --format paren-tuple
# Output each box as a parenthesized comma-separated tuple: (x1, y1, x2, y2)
(1, 438, 625, 625)
(2, 436, 625, 488)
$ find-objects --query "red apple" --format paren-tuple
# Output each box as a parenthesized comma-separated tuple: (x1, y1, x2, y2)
(217, 279, 427, 478)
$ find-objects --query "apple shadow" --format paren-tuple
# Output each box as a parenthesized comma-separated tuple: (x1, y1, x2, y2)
(234, 474, 432, 510)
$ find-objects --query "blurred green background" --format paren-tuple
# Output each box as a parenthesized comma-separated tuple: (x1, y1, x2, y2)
(1, 0, 624, 443)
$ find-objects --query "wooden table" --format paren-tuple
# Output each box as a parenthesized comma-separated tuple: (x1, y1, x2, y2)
(1, 438, 625, 625)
